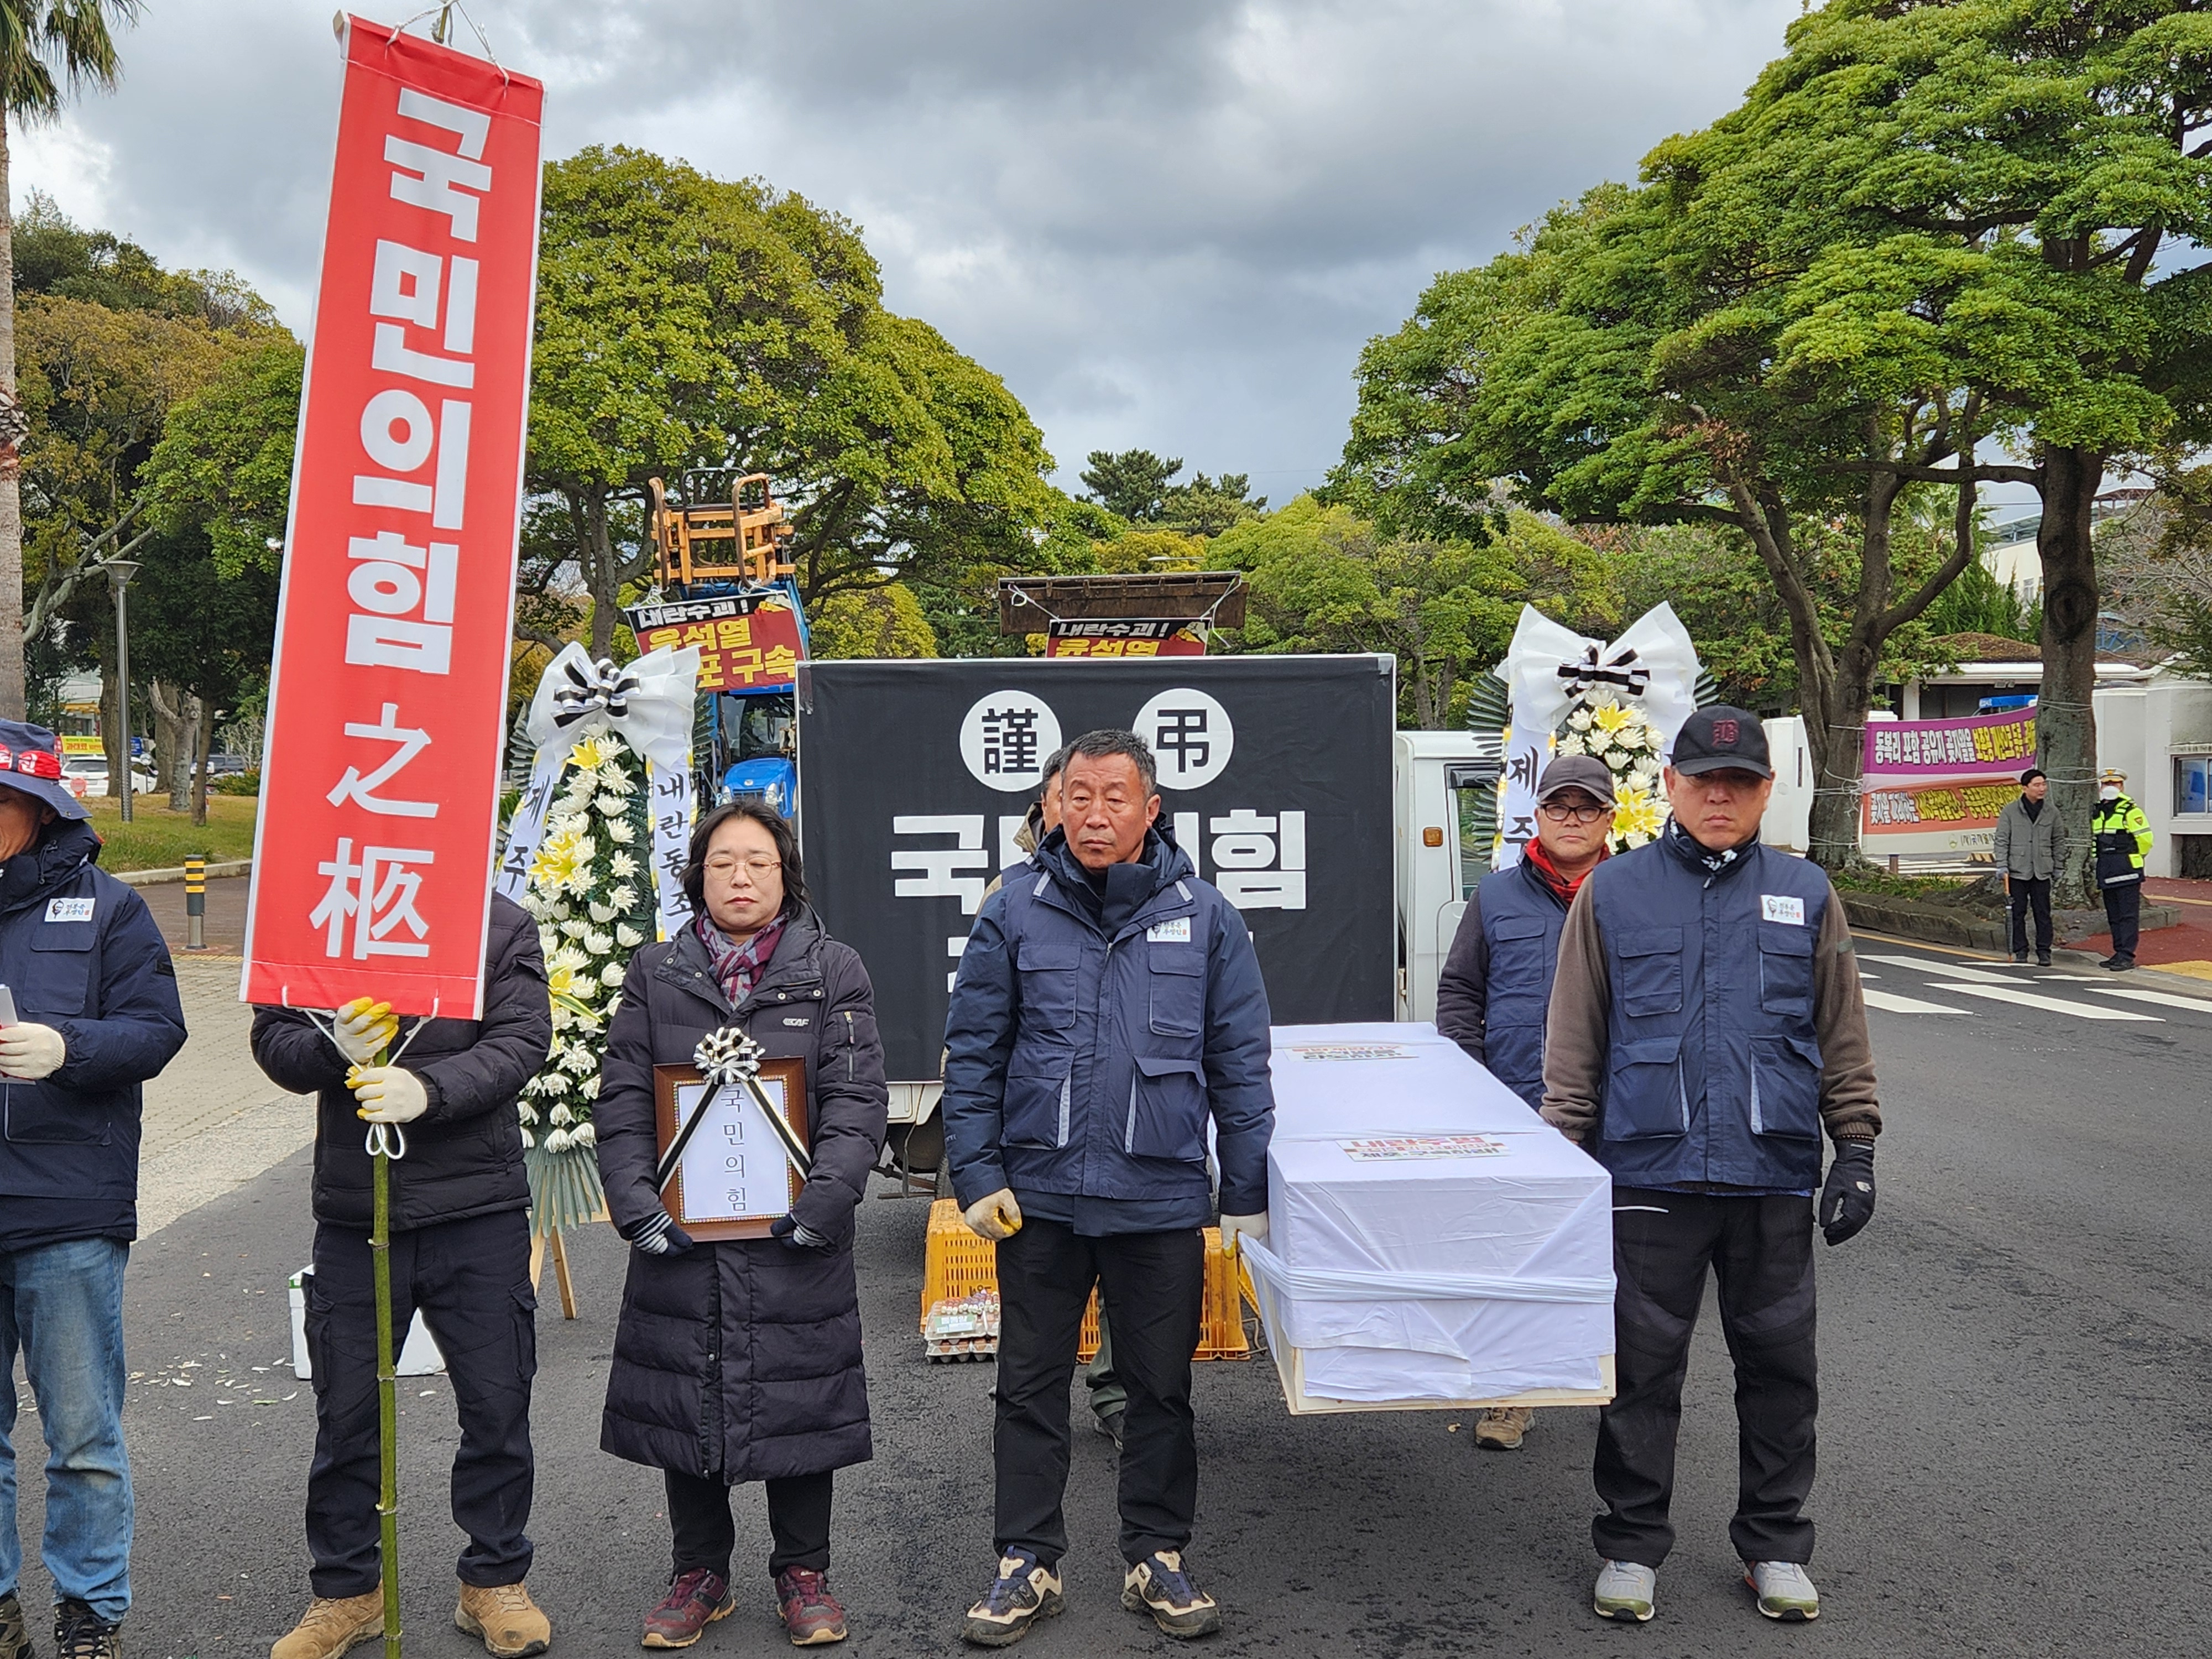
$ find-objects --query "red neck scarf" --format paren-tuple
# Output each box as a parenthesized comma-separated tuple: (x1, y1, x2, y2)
(1524, 837, 1606, 905)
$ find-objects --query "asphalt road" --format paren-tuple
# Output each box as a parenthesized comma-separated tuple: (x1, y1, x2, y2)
(7, 940, 2206, 1658)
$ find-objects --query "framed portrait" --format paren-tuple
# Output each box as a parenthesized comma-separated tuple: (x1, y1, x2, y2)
(652, 1056, 809, 1241)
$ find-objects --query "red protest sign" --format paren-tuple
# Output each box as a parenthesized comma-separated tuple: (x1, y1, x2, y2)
(1044, 618, 1207, 658)
(625, 592, 805, 692)
(242, 18, 544, 1019)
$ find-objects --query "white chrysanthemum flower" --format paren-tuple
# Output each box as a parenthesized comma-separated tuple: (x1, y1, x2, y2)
(548, 944, 589, 973)
(518, 1102, 539, 1124)
(549, 1103, 574, 1126)
(611, 885, 639, 911)
(580, 1074, 601, 1101)
(609, 851, 640, 878)
(539, 925, 561, 956)
(544, 1128, 573, 1154)
(1554, 735, 1585, 756)
(594, 795, 626, 818)
(561, 1045, 596, 1076)
(542, 1071, 571, 1097)
(520, 1126, 535, 1149)
(616, 922, 644, 949)
(599, 961, 626, 987)
(598, 768, 637, 796)
(605, 820, 635, 844)
(549, 900, 571, 921)
(572, 1120, 597, 1147)
(597, 732, 629, 758)
(1568, 708, 1593, 731)
(584, 930, 613, 956)
(588, 899, 617, 924)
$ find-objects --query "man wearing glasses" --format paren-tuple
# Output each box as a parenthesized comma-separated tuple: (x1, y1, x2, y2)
(1540, 707, 1881, 1629)
(1436, 753, 1615, 1452)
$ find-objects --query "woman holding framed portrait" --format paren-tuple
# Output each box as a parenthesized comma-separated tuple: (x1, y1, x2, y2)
(594, 801, 888, 1648)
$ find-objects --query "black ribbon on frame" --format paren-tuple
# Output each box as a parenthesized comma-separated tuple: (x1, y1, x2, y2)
(552, 656, 642, 727)
(1557, 644, 1652, 700)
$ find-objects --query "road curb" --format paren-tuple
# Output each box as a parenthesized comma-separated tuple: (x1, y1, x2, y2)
(114, 859, 251, 888)
(1850, 926, 2212, 1000)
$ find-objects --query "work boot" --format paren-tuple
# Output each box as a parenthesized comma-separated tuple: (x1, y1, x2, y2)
(1, 1590, 30, 1659)
(1121, 1551, 1222, 1639)
(961, 1551, 1062, 1647)
(774, 1568, 848, 1646)
(272, 1590, 384, 1659)
(2009, 952, 2029, 964)
(1744, 1561, 1820, 1621)
(454, 1581, 551, 1658)
(51, 1601, 120, 1659)
(1593, 1560, 1656, 1623)
(2110, 956, 2137, 973)
(641, 1568, 733, 1649)
(1473, 1405, 1535, 1450)
(2037, 954, 2052, 967)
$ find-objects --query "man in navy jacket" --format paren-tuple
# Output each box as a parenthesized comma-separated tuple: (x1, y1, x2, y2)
(0, 722, 187, 1659)
(943, 729, 1274, 1647)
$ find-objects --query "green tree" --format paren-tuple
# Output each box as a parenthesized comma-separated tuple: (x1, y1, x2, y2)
(806, 582, 938, 659)
(142, 336, 303, 578)
(528, 147, 1057, 655)
(1078, 447, 1265, 534)
(0, 0, 143, 719)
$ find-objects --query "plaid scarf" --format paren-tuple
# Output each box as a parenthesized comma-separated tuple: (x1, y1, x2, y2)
(694, 911, 786, 1004)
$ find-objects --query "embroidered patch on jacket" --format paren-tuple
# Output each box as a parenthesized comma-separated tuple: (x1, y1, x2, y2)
(1146, 917, 1192, 942)
(1761, 894, 1806, 926)
(45, 897, 94, 923)
(782, 1016, 811, 1027)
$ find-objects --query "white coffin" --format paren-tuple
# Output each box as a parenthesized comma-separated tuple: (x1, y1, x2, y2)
(1244, 1022, 1615, 1412)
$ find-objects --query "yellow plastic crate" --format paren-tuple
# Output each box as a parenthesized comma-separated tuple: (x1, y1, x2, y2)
(921, 1198, 1248, 1360)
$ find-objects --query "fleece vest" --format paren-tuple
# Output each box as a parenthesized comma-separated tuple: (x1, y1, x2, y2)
(1584, 838, 1833, 1192)
(1475, 860, 1568, 1110)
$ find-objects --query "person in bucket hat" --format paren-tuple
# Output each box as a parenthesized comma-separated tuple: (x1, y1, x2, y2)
(0, 721, 188, 1659)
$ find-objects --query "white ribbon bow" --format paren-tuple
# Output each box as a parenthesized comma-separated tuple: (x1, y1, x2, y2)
(1498, 602, 1702, 744)
(525, 640, 700, 776)
(693, 1025, 765, 1086)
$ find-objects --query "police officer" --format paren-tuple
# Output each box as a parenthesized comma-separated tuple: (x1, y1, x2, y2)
(1541, 707, 1881, 1627)
(252, 898, 554, 1659)
(2091, 767, 2152, 971)
(1436, 752, 1614, 1451)
(0, 721, 186, 1659)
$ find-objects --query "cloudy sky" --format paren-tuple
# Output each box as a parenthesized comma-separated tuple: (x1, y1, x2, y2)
(15, 0, 1811, 500)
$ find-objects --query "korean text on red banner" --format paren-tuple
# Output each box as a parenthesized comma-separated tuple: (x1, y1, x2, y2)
(624, 592, 805, 692)
(242, 18, 544, 1019)
(1044, 618, 1207, 659)
(1860, 705, 2037, 842)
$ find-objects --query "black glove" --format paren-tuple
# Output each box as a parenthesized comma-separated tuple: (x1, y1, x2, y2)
(769, 1213, 833, 1251)
(620, 1209, 694, 1256)
(1818, 1141, 1876, 1246)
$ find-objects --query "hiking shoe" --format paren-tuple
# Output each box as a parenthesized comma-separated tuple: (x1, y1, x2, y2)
(1473, 1405, 1535, 1450)
(1745, 1561, 1819, 1621)
(1095, 1408, 1125, 1449)
(1121, 1551, 1221, 1640)
(2009, 952, 2028, 964)
(272, 1589, 385, 1659)
(775, 1568, 848, 1646)
(52, 1601, 120, 1659)
(1593, 1560, 1656, 1623)
(1, 1592, 30, 1659)
(2037, 955, 2052, 967)
(642, 1568, 734, 1648)
(961, 1551, 1063, 1647)
(455, 1580, 551, 1658)
(2111, 957, 2137, 973)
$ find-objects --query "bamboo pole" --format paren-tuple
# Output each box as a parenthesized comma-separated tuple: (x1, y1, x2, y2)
(372, 1141, 402, 1658)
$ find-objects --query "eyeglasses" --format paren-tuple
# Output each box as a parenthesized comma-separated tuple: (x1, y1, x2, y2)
(1537, 801, 1611, 825)
(704, 855, 781, 880)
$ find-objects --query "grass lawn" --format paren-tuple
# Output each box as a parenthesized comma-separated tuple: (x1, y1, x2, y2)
(80, 794, 258, 873)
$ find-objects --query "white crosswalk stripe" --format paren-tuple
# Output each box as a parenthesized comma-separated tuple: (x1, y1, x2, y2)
(1910, 982, 2159, 1021)
(2075, 983, 2212, 1015)
(1860, 988, 1969, 1015)
(1851, 951, 2180, 1021)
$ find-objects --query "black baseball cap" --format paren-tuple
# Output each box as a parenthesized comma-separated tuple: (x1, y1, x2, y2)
(1669, 706, 1772, 779)
(1536, 754, 1616, 806)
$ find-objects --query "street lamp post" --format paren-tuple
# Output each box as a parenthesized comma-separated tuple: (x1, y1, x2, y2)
(106, 559, 140, 823)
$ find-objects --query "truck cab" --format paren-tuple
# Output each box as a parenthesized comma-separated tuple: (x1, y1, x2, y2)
(1393, 731, 1501, 1023)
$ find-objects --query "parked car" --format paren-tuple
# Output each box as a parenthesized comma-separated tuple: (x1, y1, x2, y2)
(62, 755, 160, 798)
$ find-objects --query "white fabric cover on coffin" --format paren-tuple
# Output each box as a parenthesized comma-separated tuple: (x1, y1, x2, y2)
(1253, 1022, 1614, 1401)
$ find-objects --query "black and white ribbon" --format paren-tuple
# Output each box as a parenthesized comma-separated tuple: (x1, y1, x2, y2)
(1557, 642, 1653, 700)
(551, 655, 642, 727)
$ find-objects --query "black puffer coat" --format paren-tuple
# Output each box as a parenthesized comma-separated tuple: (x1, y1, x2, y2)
(594, 911, 887, 1482)
(252, 894, 551, 1232)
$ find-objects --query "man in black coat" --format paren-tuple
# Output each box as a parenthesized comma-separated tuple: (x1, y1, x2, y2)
(251, 895, 554, 1659)
(0, 721, 187, 1659)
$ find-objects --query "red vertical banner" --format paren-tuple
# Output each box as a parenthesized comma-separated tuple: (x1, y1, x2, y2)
(242, 18, 544, 1018)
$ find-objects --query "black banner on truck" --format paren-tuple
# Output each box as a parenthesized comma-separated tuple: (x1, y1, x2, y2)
(796, 655, 1396, 1079)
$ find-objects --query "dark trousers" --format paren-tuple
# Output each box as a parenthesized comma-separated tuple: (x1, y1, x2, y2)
(665, 1468, 833, 1579)
(1594, 1191, 1817, 1569)
(2008, 877, 2053, 958)
(303, 1210, 536, 1598)
(2103, 881, 2142, 959)
(994, 1219, 1203, 1567)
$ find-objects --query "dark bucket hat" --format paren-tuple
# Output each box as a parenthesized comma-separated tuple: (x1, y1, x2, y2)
(0, 721, 91, 821)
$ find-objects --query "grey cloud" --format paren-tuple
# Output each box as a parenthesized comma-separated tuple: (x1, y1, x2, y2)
(23, 0, 1803, 493)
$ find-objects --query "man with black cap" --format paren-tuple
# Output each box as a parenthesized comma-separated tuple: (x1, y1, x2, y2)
(1540, 707, 1880, 1629)
(0, 721, 187, 1659)
(1993, 768, 2065, 965)
(1437, 752, 1615, 1452)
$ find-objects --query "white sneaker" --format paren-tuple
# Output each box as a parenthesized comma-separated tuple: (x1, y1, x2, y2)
(1744, 1559, 1819, 1621)
(1593, 1559, 1656, 1623)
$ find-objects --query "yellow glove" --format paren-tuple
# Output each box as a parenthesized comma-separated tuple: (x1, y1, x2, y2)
(963, 1188, 1024, 1241)
(334, 997, 399, 1065)
(350, 1065, 429, 1124)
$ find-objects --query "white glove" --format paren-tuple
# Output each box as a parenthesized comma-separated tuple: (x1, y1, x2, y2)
(1218, 1212, 1269, 1254)
(963, 1188, 1024, 1241)
(0, 1021, 66, 1081)
(333, 997, 399, 1065)
(350, 1065, 429, 1124)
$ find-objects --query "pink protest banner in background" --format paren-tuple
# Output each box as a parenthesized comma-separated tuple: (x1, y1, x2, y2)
(1861, 705, 2038, 850)
(242, 18, 544, 1018)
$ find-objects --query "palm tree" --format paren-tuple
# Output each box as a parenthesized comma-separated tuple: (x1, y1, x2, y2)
(0, 0, 140, 721)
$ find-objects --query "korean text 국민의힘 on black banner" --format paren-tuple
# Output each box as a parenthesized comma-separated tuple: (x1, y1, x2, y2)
(796, 656, 1397, 1081)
